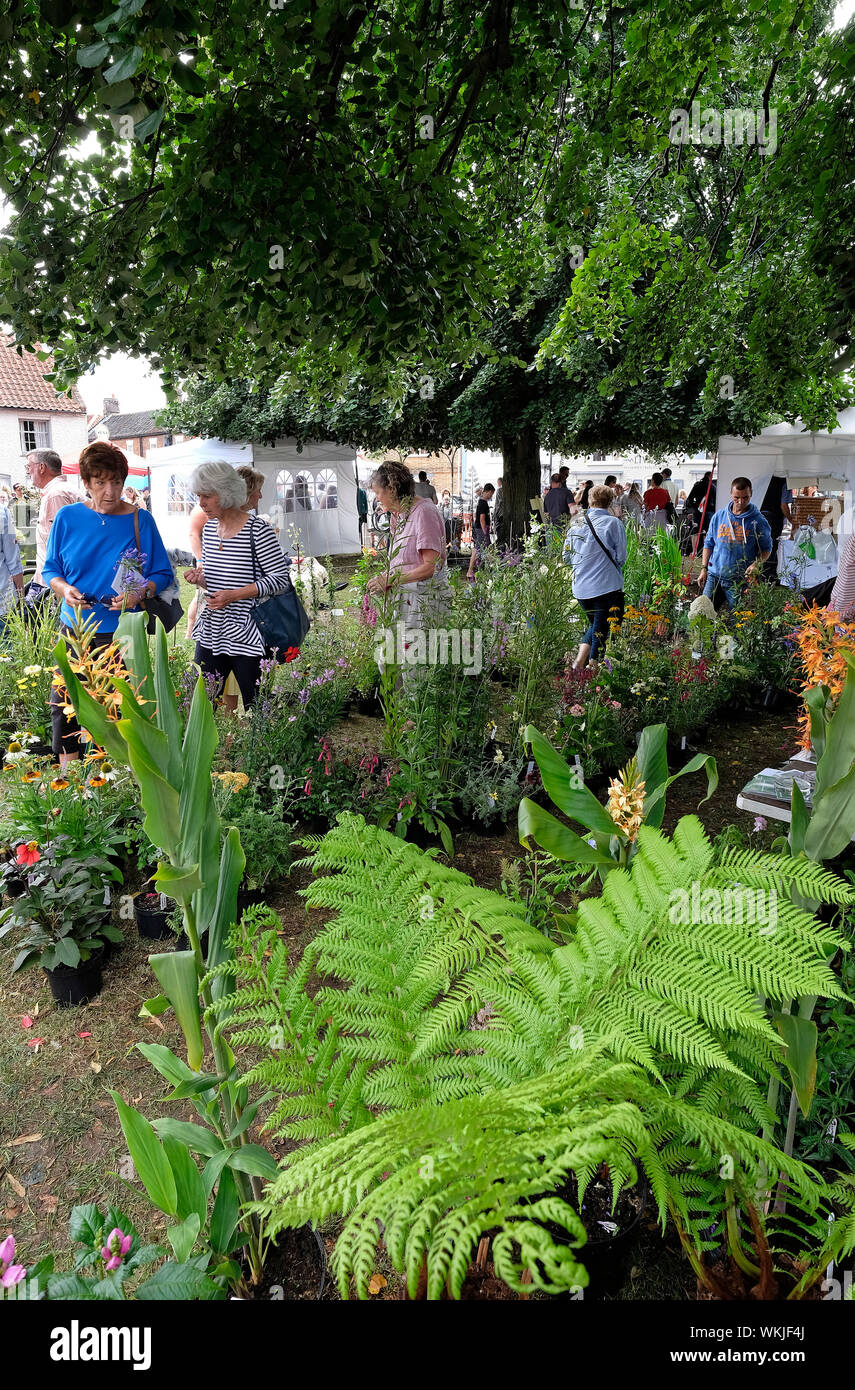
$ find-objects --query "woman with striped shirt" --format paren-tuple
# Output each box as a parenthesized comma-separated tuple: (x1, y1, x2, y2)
(183, 461, 291, 710)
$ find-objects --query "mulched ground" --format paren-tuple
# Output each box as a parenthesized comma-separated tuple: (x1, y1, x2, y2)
(0, 703, 803, 1300)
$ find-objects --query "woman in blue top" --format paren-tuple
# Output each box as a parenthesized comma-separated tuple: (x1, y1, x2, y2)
(42, 442, 173, 758)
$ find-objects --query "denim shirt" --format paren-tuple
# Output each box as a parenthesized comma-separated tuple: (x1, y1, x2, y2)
(562, 508, 626, 600)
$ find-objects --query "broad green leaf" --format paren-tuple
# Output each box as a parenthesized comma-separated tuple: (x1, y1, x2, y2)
(68, 1204, 103, 1247)
(226, 1144, 279, 1182)
(52, 640, 127, 764)
(104, 46, 143, 84)
(137, 1041, 198, 1087)
(149, 952, 204, 1072)
(804, 765, 855, 862)
(167, 1212, 201, 1263)
(135, 1260, 223, 1300)
(208, 827, 246, 993)
(110, 1091, 177, 1215)
(77, 41, 111, 67)
(153, 861, 202, 899)
(523, 726, 617, 836)
(643, 752, 718, 829)
(209, 1165, 241, 1253)
(815, 654, 855, 801)
(162, 1136, 208, 1225)
(773, 1012, 818, 1116)
(45, 1273, 99, 1300)
(151, 1118, 223, 1158)
(151, 621, 183, 786)
(518, 797, 614, 864)
(789, 779, 809, 856)
(202, 1147, 233, 1198)
(139, 994, 171, 1019)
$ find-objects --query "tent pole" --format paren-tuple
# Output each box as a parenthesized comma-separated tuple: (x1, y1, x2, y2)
(686, 450, 718, 584)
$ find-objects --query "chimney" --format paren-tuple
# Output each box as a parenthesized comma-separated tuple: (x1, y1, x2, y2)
(103, 396, 119, 416)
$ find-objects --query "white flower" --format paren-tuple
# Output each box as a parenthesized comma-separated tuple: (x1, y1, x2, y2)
(4, 750, 27, 763)
(493, 749, 505, 764)
(718, 634, 736, 661)
(539, 564, 549, 576)
(23, 665, 43, 676)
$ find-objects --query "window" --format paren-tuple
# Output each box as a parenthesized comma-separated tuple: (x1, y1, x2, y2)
(276, 469, 313, 513)
(19, 419, 51, 454)
(167, 473, 196, 515)
(316, 468, 338, 509)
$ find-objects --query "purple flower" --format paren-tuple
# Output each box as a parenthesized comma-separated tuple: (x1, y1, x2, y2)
(753, 816, 767, 833)
(100, 1227, 132, 1272)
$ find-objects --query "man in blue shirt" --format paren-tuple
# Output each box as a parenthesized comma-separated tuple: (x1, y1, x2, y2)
(563, 484, 627, 670)
(0, 503, 24, 616)
(697, 477, 772, 610)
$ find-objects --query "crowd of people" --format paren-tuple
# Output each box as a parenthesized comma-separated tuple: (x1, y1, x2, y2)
(1, 442, 851, 738)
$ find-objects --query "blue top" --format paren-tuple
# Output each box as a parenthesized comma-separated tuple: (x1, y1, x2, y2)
(705, 502, 772, 578)
(0, 505, 23, 597)
(42, 504, 174, 631)
(562, 508, 627, 600)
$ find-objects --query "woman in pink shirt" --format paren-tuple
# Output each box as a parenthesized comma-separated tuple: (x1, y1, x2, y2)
(366, 458, 450, 631)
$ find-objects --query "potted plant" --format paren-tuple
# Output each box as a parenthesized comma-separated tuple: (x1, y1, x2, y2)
(133, 885, 177, 941)
(0, 837, 124, 1006)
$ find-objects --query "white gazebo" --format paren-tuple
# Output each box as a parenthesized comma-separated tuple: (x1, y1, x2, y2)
(146, 436, 361, 556)
(718, 409, 855, 537)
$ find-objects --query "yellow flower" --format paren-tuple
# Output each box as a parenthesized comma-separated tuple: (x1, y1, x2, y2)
(50, 777, 70, 791)
(88, 775, 107, 788)
(22, 771, 42, 783)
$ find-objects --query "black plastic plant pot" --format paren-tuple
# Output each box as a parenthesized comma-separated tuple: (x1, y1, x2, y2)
(237, 887, 266, 918)
(4, 875, 26, 899)
(134, 891, 176, 941)
(44, 948, 105, 1008)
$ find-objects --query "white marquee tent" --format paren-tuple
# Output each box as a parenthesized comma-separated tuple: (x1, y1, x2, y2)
(718, 409, 855, 539)
(146, 436, 361, 556)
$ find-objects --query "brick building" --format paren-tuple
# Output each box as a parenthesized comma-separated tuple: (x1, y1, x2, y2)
(0, 334, 89, 490)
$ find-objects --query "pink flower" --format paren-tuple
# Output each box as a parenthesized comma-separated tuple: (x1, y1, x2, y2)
(15, 841, 40, 868)
(100, 1228, 132, 1270)
(0, 1235, 25, 1287)
(303, 780, 312, 795)
(569, 704, 583, 716)
(610, 701, 622, 710)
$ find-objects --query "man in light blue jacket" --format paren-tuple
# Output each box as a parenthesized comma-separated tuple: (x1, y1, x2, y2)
(697, 477, 772, 610)
(563, 484, 627, 670)
(0, 503, 24, 617)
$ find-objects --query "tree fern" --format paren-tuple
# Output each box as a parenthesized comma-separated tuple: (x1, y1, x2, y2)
(217, 815, 854, 1296)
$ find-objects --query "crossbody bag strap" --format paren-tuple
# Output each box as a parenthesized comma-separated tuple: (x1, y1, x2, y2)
(583, 509, 620, 574)
(247, 516, 261, 592)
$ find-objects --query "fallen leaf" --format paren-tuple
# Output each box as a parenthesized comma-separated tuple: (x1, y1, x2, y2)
(26, 1038, 45, 1048)
(39, 1194, 59, 1212)
(5, 1174, 26, 1198)
(368, 1274, 387, 1295)
(10, 1134, 42, 1146)
(77, 1031, 92, 1039)
(40, 1083, 60, 1097)
(21, 1015, 33, 1029)
(2, 1206, 21, 1219)
(90, 1061, 102, 1074)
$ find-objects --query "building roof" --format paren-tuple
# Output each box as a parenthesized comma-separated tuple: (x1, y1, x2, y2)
(0, 334, 87, 414)
(91, 410, 169, 441)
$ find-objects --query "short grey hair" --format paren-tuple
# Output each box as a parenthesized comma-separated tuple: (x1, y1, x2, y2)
(189, 460, 247, 509)
(28, 448, 62, 473)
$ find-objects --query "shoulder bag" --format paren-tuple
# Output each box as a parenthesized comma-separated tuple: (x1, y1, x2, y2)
(248, 518, 311, 660)
(583, 509, 622, 579)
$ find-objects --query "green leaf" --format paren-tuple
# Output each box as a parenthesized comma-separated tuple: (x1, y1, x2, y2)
(68, 1204, 103, 1248)
(136, 1041, 198, 1088)
(110, 1091, 178, 1215)
(165, 1073, 223, 1100)
(133, 106, 164, 141)
(201, 1147, 233, 1198)
(153, 861, 202, 899)
(151, 1118, 224, 1158)
(804, 765, 855, 862)
(162, 1136, 208, 1225)
(773, 1012, 818, 1117)
(54, 936, 81, 968)
(171, 59, 207, 96)
(226, 1144, 279, 1182)
(518, 797, 613, 865)
(139, 994, 171, 1019)
(643, 752, 718, 829)
(208, 827, 246, 993)
(135, 1260, 223, 1300)
(789, 779, 809, 856)
(149, 951, 204, 1072)
(523, 725, 617, 836)
(209, 1165, 241, 1253)
(77, 41, 111, 68)
(104, 47, 143, 84)
(46, 1273, 99, 1300)
(167, 1212, 201, 1263)
(52, 639, 127, 765)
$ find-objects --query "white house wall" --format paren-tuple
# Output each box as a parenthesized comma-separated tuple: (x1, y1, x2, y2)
(0, 409, 88, 488)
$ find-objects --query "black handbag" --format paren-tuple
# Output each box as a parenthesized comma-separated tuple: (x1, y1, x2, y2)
(133, 510, 184, 634)
(248, 519, 311, 659)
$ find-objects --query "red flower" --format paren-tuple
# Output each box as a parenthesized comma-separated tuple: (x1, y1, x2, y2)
(283, 646, 300, 663)
(16, 841, 40, 867)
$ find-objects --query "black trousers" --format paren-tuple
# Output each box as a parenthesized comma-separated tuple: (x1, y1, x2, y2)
(52, 628, 114, 757)
(579, 588, 625, 660)
(194, 645, 261, 708)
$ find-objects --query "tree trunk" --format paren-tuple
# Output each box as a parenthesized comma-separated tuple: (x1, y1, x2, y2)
(501, 426, 541, 547)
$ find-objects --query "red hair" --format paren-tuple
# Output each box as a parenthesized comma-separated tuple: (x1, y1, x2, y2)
(78, 441, 129, 485)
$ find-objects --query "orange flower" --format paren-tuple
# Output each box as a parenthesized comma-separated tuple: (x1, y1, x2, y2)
(22, 770, 42, 783)
(792, 604, 855, 748)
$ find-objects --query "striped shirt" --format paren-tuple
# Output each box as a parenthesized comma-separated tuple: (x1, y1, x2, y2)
(192, 515, 291, 657)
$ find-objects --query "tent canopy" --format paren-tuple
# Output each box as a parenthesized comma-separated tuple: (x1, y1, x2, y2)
(718, 409, 855, 539)
(147, 436, 360, 555)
